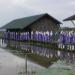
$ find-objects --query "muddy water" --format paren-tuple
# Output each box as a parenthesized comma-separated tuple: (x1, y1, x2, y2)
(0, 48, 45, 75)
(0, 39, 75, 75)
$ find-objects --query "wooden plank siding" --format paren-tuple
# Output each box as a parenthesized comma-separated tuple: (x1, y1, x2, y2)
(30, 16, 60, 32)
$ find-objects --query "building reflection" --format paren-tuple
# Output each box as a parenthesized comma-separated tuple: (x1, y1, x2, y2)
(1, 39, 75, 65)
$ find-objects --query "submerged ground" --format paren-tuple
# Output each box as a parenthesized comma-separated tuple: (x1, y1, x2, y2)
(0, 48, 46, 75)
(0, 39, 75, 75)
(0, 48, 75, 75)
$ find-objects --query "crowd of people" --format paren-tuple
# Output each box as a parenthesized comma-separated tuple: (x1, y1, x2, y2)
(59, 31, 75, 44)
(2, 31, 75, 44)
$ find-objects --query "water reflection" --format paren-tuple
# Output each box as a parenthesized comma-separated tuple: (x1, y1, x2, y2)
(22, 44, 75, 64)
(1, 39, 75, 65)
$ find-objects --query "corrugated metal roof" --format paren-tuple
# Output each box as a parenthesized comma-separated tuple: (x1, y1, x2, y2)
(1, 13, 61, 29)
(63, 15, 75, 21)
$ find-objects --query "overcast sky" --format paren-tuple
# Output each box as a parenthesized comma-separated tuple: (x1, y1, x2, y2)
(0, 0, 75, 27)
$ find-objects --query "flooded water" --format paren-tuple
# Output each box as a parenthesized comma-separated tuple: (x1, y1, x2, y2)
(0, 39, 75, 75)
(18, 44, 75, 65)
(0, 41, 46, 75)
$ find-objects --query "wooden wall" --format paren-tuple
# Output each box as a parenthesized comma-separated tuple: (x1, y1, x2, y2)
(30, 16, 60, 32)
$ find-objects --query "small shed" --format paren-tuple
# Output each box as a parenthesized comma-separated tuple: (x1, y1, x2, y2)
(1, 13, 61, 41)
(63, 15, 75, 26)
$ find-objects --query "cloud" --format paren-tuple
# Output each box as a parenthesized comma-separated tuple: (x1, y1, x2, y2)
(0, 0, 38, 27)
(0, 0, 75, 27)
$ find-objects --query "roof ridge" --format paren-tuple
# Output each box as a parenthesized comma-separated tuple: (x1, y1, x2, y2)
(1, 13, 61, 29)
(15, 13, 47, 21)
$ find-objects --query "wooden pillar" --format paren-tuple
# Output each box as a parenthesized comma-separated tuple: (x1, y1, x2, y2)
(29, 30, 31, 40)
(7, 31, 10, 47)
(18, 32, 20, 49)
(14, 31, 16, 48)
(2, 32, 4, 46)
